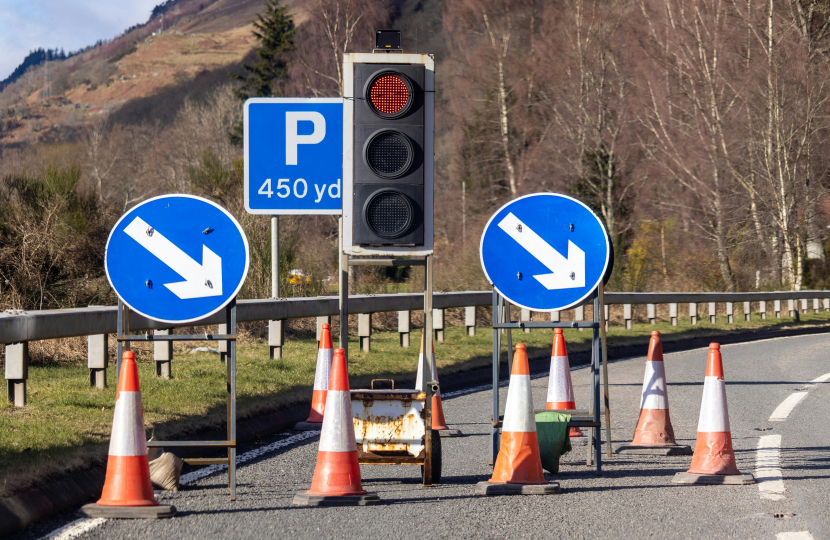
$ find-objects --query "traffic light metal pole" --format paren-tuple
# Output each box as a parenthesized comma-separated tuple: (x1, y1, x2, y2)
(339, 217, 348, 354)
(422, 254, 434, 486)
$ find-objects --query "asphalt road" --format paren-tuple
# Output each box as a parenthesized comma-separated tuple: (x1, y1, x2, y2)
(19, 333, 830, 539)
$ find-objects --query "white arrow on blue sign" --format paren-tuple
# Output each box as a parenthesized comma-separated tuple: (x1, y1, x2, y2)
(244, 98, 343, 215)
(105, 194, 250, 324)
(480, 193, 610, 312)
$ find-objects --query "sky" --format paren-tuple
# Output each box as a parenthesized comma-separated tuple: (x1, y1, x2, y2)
(0, 0, 160, 81)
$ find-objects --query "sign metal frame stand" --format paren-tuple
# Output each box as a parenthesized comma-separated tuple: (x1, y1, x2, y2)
(115, 297, 238, 500)
(490, 286, 606, 475)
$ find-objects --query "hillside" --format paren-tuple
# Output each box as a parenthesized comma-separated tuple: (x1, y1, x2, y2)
(0, 0, 311, 146)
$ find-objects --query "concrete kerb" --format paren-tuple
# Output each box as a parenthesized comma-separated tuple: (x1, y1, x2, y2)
(5, 322, 830, 536)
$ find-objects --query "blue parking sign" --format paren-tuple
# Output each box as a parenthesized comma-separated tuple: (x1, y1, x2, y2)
(244, 98, 343, 214)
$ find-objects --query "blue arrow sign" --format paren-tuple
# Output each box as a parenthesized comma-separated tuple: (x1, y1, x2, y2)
(480, 193, 610, 312)
(244, 98, 343, 215)
(105, 195, 250, 323)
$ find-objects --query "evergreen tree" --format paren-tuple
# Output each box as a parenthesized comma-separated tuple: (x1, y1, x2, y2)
(228, 0, 295, 145)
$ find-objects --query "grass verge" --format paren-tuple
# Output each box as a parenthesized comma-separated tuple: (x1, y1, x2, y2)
(3, 311, 830, 498)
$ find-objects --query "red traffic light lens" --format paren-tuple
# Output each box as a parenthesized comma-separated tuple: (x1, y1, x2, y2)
(369, 74, 410, 115)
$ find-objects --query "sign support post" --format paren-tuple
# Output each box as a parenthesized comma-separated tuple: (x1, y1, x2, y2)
(269, 215, 283, 359)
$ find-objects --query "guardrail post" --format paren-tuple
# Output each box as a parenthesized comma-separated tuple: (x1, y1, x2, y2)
(316, 316, 331, 346)
(604, 305, 609, 331)
(550, 311, 560, 322)
(743, 301, 751, 322)
(87, 334, 108, 389)
(218, 323, 228, 363)
(788, 299, 795, 317)
(759, 301, 766, 320)
(521, 307, 531, 333)
(359, 313, 372, 352)
(647, 303, 656, 325)
(398, 310, 411, 346)
(814, 298, 820, 314)
(575, 305, 584, 331)
(268, 320, 284, 360)
(709, 302, 716, 323)
(465, 306, 476, 337)
(824, 298, 830, 312)
(689, 303, 698, 325)
(800, 298, 808, 313)
(775, 299, 781, 318)
(726, 302, 734, 323)
(623, 304, 632, 329)
(433, 308, 445, 342)
(5, 342, 28, 407)
(669, 303, 678, 326)
(153, 329, 173, 379)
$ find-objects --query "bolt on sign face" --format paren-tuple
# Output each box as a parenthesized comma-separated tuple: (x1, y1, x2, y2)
(480, 193, 610, 312)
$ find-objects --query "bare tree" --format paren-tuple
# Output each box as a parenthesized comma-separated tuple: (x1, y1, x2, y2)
(291, 0, 390, 97)
(638, 0, 744, 290)
(83, 116, 120, 203)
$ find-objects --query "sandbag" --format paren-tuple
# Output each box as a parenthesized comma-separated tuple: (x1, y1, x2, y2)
(149, 452, 184, 491)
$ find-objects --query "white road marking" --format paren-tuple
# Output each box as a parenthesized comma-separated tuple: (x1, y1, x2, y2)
(811, 373, 830, 383)
(756, 435, 785, 500)
(776, 532, 814, 540)
(769, 392, 808, 422)
(41, 518, 106, 540)
(38, 430, 319, 540)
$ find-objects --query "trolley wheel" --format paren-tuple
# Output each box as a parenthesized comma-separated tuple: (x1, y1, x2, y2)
(421, 430, 442, 484)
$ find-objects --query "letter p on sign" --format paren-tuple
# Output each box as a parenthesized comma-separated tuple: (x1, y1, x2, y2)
(286, 111, 325, 165)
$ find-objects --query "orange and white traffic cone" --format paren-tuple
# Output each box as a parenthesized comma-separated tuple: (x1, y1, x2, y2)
(546, 328, 586, 443)
(293, 348, 380, 506)
(476, 344, 560, 496)
(415, 333, 461, 436)
(295, 324, 334, 431)
(673, 343, 754, 485)
(82, 351, 176, 518)
(616, 331, 692, 455)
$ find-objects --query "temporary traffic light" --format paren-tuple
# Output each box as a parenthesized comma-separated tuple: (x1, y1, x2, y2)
(343, 52, 434, 255)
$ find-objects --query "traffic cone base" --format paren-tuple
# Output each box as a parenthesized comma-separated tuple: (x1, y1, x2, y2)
(294, 348, 381, 506)
(85, 351, 176, 519)
(673, 343, 754, 485)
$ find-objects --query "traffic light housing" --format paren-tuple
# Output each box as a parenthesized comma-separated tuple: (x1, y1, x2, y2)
(343, 53, 434, 255)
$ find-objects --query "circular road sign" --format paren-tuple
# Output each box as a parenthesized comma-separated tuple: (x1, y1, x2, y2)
(105, 194, 250, 324)
(479, 193, 610, 312)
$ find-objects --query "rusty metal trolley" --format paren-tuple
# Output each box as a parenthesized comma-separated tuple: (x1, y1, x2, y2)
(115, 297, 238, 499)
(490, 285, 611, 473)
(340, 251, 441, 486)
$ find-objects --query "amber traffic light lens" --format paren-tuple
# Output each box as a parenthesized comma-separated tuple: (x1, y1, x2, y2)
(369, 74, 410, 115)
